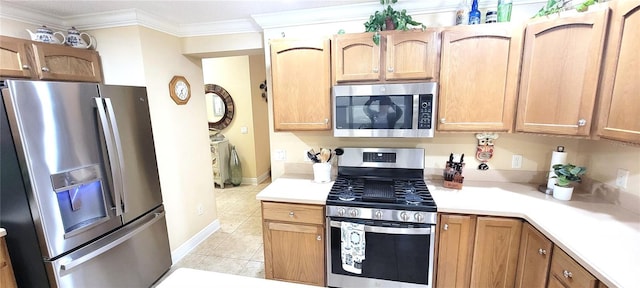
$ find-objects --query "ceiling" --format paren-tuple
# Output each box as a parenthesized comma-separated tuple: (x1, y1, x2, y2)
(0, 0, 380, 36)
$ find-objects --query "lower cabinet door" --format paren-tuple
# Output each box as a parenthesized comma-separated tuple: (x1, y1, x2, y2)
(263, 221, 325, 286)
(470, 217, 522, 288)
(436, 214, 476, 288)
(515, 222, 553, 288)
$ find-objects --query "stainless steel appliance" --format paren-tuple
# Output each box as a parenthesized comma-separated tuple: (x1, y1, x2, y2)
(0, 80, 171, 287)
(333, 83, 437, 138)
(326, 147, 437, 288)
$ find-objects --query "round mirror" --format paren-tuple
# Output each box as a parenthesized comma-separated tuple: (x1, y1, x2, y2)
(205, 84, 234, 131)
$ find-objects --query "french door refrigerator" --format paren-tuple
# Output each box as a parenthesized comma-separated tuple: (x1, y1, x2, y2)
(0, 79, 171, 287)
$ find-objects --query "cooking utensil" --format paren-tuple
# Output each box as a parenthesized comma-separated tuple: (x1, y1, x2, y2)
(319, 148, 331, 163)
(307, 149, 320, 163)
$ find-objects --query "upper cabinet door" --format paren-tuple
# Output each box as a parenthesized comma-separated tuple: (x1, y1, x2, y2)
(516, 7, 609, 136)
(333, 33, 381, 82)
(270, 38, 331, 131)
(385, 30, 438, 81)
(438, 23, 522, 132)
(597, 0, 640, 144)
(31, 42, 103, 82)
(0, 36, 34, 79)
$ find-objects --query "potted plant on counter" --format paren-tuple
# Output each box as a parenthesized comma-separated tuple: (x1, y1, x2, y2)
(551, 163, 587, 200)
(364, 0, 425, 45)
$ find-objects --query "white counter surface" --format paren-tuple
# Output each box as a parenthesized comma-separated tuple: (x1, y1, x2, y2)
(156, 268, 316, 288)
(255, 177, 640, 288)
(430, 181, 640, 288)
(0, 228, 5, 237)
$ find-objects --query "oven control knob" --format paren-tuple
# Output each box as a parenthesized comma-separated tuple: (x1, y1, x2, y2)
(375, 210, 383, 219)
(414, 213, 424, 222)
(400, 212, 409, 221)
(338, 208, 346, 217)
(349, 209, 359, 217)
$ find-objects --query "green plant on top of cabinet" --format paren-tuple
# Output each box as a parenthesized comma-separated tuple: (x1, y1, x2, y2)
(516, 6, 609, 136)
(270, 38, 331, 131)
(596, 0, 640, 144)
(333, 30, 438, 84)
(438, 23, 522, 132)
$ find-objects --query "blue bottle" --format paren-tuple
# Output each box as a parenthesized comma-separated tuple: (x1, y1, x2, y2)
(469, 0, 481, 25)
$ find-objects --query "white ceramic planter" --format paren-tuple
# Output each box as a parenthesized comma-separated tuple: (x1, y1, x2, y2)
(553, 185, 574, 201)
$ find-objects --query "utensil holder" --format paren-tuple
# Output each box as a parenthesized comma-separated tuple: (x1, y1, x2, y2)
(443, 161, 464, 190)
(313, 162, 331, 183)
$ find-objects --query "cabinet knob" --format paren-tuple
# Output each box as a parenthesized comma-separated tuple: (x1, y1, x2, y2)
(373, 67, 379, 73)
(578, 119, 586, 126)
(443, 224, 449, 231)
(22, 64, 30, 70)
(440, 118, 446, 124)
(563, 270, 573, 278)
(289, 211, 294, 217)
(317, 235, 321, 241)
(324, 118, 329, 125)
(41, 67, 50, 72)
(538, 248, 547, 255)
(387, 67, 394, 72)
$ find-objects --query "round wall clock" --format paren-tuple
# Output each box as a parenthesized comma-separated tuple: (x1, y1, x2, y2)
(169, 75, 191, 105)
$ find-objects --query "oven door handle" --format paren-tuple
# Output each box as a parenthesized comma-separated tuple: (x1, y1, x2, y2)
(330, 220, 432, 235)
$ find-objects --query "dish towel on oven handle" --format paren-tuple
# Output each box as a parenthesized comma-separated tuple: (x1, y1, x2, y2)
(341, 221, 365, 274)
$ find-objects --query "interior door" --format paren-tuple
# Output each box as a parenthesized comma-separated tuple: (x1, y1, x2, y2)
(98, 85, 162, 224)
(2, 80, 121, 259)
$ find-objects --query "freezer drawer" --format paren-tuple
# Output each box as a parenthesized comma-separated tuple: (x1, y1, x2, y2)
(46, 205, 171, 288)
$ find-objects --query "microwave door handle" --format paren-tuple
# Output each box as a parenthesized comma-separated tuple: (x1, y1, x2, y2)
(104, 98, 127, 214)
(95, 97, 123, 216)
(329, 220, 432, 235)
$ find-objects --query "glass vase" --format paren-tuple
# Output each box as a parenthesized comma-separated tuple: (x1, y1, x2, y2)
(229, 145, 242, 186)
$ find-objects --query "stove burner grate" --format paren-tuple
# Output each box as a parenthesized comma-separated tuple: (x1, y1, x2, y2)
(362, 180, 396, 203)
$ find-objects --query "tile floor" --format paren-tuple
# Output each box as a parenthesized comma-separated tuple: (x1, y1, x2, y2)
(170, 179, 272, 279)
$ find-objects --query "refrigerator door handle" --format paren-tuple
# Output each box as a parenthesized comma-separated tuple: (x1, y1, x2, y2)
(59, 211, 165, 271)
(94, 97, 123, 216)
(104, 98, 127, 214)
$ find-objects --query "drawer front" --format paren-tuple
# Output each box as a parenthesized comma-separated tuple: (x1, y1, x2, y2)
(262, 202, 324, 225)
(549, 246, 597, 288)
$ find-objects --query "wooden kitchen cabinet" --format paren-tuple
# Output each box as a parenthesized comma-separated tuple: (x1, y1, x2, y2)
(438, 23, 522, 132)
(0, 36, 33, 79)
(516, 6, 609, 136)
(0, 237, 17, 288)
(0, 35, 103, 82)
(548, 246, 597, 288)
(470, 217, 522, 288)
(261, 202, 325, 286)
(596, 0, 640, 144)
(333, 30, 438, 83)
(435, 214, 476, 288)
(270, 38, 331, 131)
(514, 222, 553, 288)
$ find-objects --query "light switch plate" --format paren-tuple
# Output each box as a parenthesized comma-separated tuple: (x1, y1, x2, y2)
(511, 154, 523, 169)
(274, 149, 286, 161)
(616, 169, 629, 189)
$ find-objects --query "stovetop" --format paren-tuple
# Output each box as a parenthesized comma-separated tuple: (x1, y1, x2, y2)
(326, 176, 437, 212)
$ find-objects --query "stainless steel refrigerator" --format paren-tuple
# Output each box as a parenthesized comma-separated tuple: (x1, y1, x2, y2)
(0, 79, 172, 287)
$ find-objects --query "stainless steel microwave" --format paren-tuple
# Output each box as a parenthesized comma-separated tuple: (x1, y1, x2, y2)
(333, 82, 437, 138)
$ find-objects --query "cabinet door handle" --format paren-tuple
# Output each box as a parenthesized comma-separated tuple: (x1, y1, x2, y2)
(289, 211, 294, 217)
(387, 67, 394, 72)
(324, 118, 329, 125)
(443, 224, 448, 231)
(578, 119, 586, 126)
(563, 270, 573, 278)
(317, 235, 321, 241)
(41, 67, 50, 72)
(440, 118, 446, 124)
(22, 64, 30, 70)
(538, 248, 547, 255)
(373, 67, 379, 73)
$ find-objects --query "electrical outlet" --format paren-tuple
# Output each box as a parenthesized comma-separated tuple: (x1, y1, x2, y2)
(274, 149, 286, 161)
(616, 169, 629, 189)
(240, 126, 248, 134)
(197, 204, 204, 215)
(511, 154, 523, 169)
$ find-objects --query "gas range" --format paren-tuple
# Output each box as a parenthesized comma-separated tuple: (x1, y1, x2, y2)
(326, 147, 437, 224)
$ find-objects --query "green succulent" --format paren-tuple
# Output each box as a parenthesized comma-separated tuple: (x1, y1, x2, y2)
(552, 163, 587, 187)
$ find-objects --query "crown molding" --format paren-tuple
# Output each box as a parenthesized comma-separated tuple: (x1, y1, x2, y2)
(1, 0, 548, 37)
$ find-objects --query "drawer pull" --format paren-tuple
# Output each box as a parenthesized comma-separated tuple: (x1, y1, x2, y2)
(22, 64, 30, 70)
(578, 119, 586, 126)
(41, 67, 50, 72)
(563, 270, 573, 278)
(443, 224, 448, 231)
(538, 248, 547, 255)
(317, 235, 321, 241)
(289, 211, 294, 217)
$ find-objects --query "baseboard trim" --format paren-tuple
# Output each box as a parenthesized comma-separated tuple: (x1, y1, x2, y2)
(239, 169, 271, 185)
(170, 219, 220, 264)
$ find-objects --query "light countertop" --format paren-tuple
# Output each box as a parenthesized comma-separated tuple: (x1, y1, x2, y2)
(255, 177, 640, 288)
(0, 228, 5, 237)
(156, 268, 316, 288)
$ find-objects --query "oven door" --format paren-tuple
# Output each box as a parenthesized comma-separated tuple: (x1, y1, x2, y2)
(327, 218, 435, 288)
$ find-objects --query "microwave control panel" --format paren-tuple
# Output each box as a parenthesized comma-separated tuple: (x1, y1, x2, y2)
(418, 94, 433, 129)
